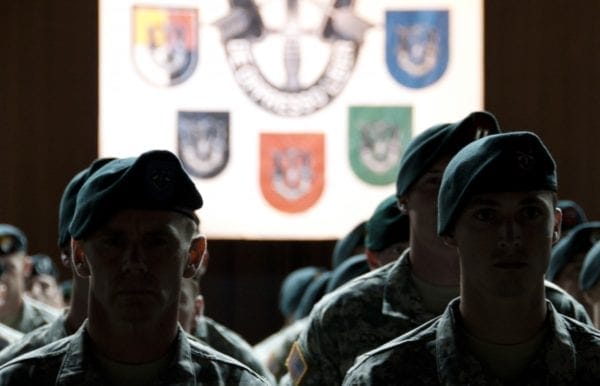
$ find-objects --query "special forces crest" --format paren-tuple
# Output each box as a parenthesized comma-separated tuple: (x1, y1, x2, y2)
(216, 0, 371, 117)
(260, 133, 324, 213)
(349, 106, 412, 185)
(386, 10, 449, 89)
(132, 7, 198, 86)
(178, 111, 229, 179)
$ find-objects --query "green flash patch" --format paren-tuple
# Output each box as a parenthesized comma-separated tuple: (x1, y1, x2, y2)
(348, 106, 412, 185)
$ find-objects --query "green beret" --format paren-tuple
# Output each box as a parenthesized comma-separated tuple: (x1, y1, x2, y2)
(293, 270, 332, 320)
(396, 111, 500, 198)
(331, 221, 366, 268)
(58, 158, 115, 248)
(580, 240, 600, 291)
(278, 266, 323, 318)
(438, 131, 557, 236)
(326, 254, 369, 293)
(557, 200, 588, 234)
(70, 150, 203, 240)
(0, 224, 27, 256)
(30, 254, 60, 279)
(548, 221, 600, 281)
(365, 195, 409, 252)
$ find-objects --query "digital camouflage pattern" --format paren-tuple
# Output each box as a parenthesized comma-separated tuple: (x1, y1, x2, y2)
(0, 323, 269, 385)
(343, 299, 600, 385)
(284, 250, 438, 385)
(284, 250, 593, 385)
(253, 317, 308, 382)
(194, 316, 275, 384)
(0, 311, 68, 365)
(13, 297, 59, 334)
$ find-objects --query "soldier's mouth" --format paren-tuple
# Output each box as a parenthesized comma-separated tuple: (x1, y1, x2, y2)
(493, 261, 528, 269)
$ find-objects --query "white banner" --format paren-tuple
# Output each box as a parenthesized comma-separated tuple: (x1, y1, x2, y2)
(99, 0, 483, 239)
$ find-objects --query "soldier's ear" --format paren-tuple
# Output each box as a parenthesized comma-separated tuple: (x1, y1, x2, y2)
(184, 236, 206, 278)
(366, 249, 382, 270)
(397, 197, 408, 214)
(552, 208, 562, 244)
(72, 240, 91, 278)
(442, 233, 457, 247)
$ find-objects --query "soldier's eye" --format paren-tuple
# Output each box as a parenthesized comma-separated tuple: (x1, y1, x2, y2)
(521, 206, 543, 221)
(473, 208, 495, 222)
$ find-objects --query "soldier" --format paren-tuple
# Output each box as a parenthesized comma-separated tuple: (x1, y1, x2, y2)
(282, 111, 591, 385)
(253, 266, 327, 382)
(0, 150, 267, 385)
(344, 131, 600, 385)
(280, 266, 326, 326)
(580, 240, 600, 328)
(547, 221, 600, 312)
(0, 224, 58, 334)
(557, 199, 588, 236)
(25, 254, 64, 309)
(0, 158, 113, 365)
(364, 195, 409, 269)
(178, 270, 276, 384)
(331, 221, 366, 269)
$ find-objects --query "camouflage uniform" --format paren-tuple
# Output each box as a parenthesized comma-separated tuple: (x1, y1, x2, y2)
(0, 324, 23, 351)
(343, 299, 600, 385)
(0, 323, 269, 385)
(12, 297, 59, 333)
(253, 317, 308, 382)
(284, 250, 592, 385)
(194, 316, 275, 385)
(0, 310, 68, 365)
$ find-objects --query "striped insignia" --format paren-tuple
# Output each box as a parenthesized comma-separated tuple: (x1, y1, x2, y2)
(132, 6, 198, 86)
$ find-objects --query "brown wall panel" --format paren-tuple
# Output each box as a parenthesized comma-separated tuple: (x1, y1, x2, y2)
(0, 1, 98, 263)
(485, 0, 600, 221)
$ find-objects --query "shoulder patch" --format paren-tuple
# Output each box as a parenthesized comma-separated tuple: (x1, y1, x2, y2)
(286, 341, 307, 385)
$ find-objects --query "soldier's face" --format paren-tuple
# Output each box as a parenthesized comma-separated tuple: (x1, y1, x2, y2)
(0, 253, 27, 314)
(76, 209, 202, 323)
(373, 241, 409, 267)
(402, 156, 452, 251)
(446, 191, 560, 298)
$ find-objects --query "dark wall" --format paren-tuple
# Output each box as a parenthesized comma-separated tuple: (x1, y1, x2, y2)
(0, 1, 98, 257)
(2, 1, 600, 344)
(484, 1, 600, 221)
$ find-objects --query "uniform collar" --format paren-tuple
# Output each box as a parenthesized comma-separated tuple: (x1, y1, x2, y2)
(435, 299, 577, 385)
(381, 249, 437, 324)
(56, 323, 197, 385)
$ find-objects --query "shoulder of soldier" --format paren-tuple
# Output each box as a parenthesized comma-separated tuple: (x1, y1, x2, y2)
(309, 262, 392, 320)
(544, 280, 593, 325)
(0, 334, 72, 381)
(558, 312, 600, 342)
(360, 315, 439, 360)
(200, 317, 275, 383)
(22, 297, 61, 330)
(202, 316, 254, 351)
(253, 319, 308, 369)
(0, 322, 57, 366)
(187, 338, 269, 384)
(345, 319, 439, 384)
